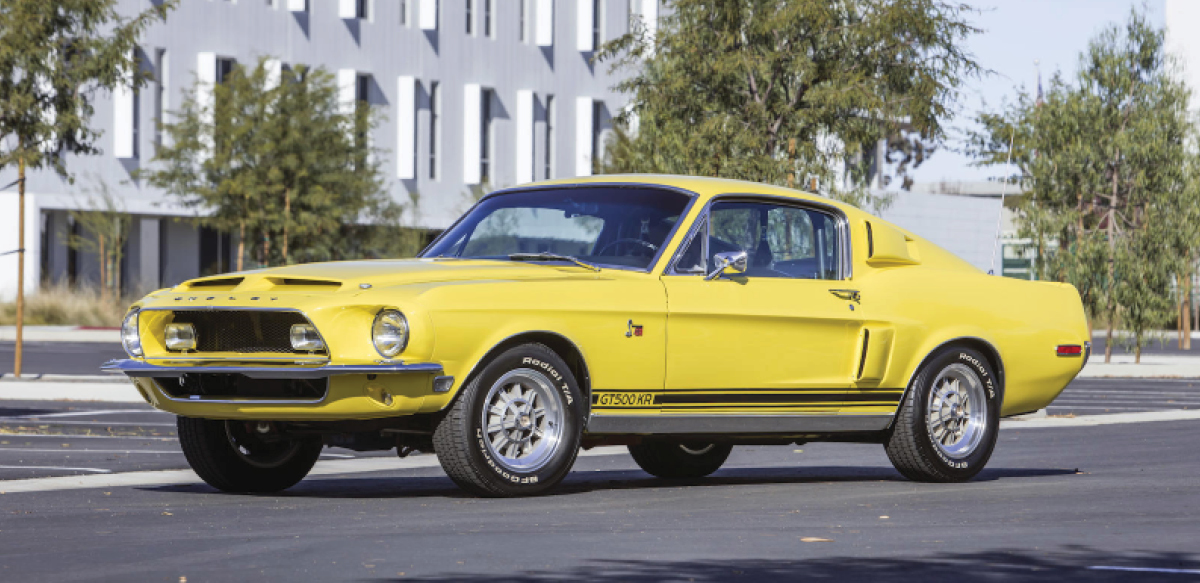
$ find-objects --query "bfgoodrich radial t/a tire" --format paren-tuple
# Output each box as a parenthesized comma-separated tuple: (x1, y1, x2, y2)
(177, 417, 323, 493)
(433, 343, 585, 497)
(885, 346, 1000, 483)
(628, 441, 733, 479)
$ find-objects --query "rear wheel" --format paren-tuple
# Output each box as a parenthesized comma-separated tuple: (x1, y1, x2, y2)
(433, 343, 584, 497)
(628, 441, 733, 479)
(177, 417, 323, 493)
(885, 347, 1000, 482)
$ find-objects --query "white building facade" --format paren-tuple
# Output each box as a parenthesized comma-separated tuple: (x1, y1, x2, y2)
(0, 0, 657, 298)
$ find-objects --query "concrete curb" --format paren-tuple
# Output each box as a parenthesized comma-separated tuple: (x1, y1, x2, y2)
(0, 381, 142, 402)
(0, 326, 119, 343)
(1, 374, 125, 384)
(1001, 409, 1200, 428)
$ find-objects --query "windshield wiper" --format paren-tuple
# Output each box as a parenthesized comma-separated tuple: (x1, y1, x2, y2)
(508, 252, 601, 272)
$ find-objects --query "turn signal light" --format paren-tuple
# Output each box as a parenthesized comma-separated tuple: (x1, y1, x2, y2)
(1056, 344, 1083, 357)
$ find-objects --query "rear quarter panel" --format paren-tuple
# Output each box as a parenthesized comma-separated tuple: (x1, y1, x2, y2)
(862, 264, 1089, 417)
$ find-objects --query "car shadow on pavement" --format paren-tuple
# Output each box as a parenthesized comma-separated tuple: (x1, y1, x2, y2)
(145, 465, 1078, 500)
(359, 548, 1200, 582)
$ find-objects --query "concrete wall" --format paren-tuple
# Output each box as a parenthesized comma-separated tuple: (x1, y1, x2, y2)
(877, 190, 1004, 273)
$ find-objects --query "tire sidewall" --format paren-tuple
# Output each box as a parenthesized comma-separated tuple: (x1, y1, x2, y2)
(461, 346, 584, 492)
(908, 347, 1000, 479)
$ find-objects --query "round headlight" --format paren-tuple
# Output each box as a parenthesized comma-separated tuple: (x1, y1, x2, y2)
(121, 310, 143, 357)
(372, 309, 409, 358)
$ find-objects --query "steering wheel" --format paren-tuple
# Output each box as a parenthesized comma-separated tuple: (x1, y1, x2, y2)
(596, 238, 658, 256)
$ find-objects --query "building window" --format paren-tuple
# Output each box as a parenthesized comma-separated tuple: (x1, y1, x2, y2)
(544, 94, 555, 179)
(400, 0, 409, 25)
(356, 74, 370, 104)
(466, 0, 474, 35)
(356, 0, 370, 19)
(483, 0, 493, 38)
(592, 0, 604, 49)
(154, 49, 167, 153)
(132, 77, 141, 159)
(520, 0, 530, 42)
(429, 81, 441, 180)
(216, 57, 236, 84)
(592, 100, 605, 171)
(481, 88, 494, 183)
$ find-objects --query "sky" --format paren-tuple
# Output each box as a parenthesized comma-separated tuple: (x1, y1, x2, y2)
(906, 0, 1167, 185)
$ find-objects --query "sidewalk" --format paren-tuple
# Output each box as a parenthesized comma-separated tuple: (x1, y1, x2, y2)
(0, 375, 141, 402)
(0, 326, 118, 343)
(1079, 354, 1200, 378)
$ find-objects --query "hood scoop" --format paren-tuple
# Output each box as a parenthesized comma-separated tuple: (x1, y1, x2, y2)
(266, 277, 344, 291)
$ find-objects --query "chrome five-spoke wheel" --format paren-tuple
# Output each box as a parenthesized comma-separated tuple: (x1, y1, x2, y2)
(481, 369, 565, 473)
(925, 363, 988, 459)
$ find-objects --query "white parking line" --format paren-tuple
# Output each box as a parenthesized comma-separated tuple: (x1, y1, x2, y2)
(8, 409, 166, 419)
(1089, 566, 1200, 575)
(0, 446, 626, 494)
(0, 448, 180, 454)
(0, 465, 112, 474)
(0, 420, 177, 427)
(1004, 409, 1200, 428)
(0, 434, 177, 441)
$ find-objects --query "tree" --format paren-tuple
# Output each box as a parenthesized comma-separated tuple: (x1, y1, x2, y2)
(0, 0, 175, 377)
(66, 179, 132, 302)
(967, 10, 1191, 363)
(597, 0, 981, 210)
(142, 59, 418, 269)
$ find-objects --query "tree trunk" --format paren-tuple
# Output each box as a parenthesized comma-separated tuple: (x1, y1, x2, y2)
(14, 154, 26, 378)
(282, 187, 290, 265)
(1186, 267, 1194, 350)
(98, 234, 108, 303)
(236, 221, 245, 272)
(261, 229, 270, 268)
(1135, 343, 1141, 364)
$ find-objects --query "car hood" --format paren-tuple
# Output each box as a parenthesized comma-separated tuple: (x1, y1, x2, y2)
(174, 259, 598, 294)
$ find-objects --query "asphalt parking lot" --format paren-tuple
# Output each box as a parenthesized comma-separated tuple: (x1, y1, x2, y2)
(1, 414, 1198, 581)
(3, 359, 1200, 581)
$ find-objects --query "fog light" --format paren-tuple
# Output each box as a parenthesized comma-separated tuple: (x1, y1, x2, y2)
(164, 323, 196, 352)
(290, 324, 325, 352)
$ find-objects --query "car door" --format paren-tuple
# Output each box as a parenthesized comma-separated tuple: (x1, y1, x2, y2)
(661, 198, 863, 415)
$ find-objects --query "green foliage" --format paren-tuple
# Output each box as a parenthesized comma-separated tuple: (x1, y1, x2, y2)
(597, 0, 981, 211)
(967, 9, 1191, 360)
(0, 0, 175, 173)
(141, 59, 421, 270)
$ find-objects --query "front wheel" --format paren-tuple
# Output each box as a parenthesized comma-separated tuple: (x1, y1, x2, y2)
(433, 343, 584, 497)
(629, 441, 733, 479)
(885, 347, 1000, 482)
(177, 417, 323, 493)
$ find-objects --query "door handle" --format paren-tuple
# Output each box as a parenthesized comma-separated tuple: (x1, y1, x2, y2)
(829, 289, 861, 303)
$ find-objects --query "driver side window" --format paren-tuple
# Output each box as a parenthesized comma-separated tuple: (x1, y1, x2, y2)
(679, 201, 841, 279)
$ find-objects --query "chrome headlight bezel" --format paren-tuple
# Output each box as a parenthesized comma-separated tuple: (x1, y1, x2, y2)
(121, 310, 143, 357)
(371, 309, 409, 358)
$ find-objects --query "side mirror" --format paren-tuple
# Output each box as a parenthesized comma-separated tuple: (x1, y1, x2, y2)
(705, 251, 748, 281)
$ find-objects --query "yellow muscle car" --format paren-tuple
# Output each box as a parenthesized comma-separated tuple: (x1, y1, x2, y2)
(104, 175, 1089, 497)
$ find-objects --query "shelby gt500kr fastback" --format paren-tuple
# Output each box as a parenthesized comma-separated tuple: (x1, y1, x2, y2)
(104, 175, 1089, 497)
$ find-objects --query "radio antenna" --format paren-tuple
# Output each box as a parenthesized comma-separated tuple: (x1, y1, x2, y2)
(988, 129, 1016, 275)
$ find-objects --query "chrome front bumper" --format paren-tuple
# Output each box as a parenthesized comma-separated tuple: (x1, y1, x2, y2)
(101, 359, 443, 379)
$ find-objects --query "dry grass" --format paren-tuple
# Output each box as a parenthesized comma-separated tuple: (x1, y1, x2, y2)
(0, 285, 132, 327)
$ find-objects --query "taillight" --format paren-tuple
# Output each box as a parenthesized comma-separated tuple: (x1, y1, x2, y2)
(1056, 344, 1083, 357)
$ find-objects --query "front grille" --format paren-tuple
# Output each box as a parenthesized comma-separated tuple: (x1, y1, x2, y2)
(156, 374, 327, 400)
(170, 310, 322, 354)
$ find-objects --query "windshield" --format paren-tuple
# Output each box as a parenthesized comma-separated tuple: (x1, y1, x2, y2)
(421, 186, 693, 270)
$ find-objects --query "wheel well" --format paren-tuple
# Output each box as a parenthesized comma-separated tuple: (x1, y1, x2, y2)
(904, 337, 1006, 406)
(463, 331, 592, 407)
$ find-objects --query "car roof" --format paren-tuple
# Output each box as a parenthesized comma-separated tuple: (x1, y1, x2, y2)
(496, 174, 862, 215)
